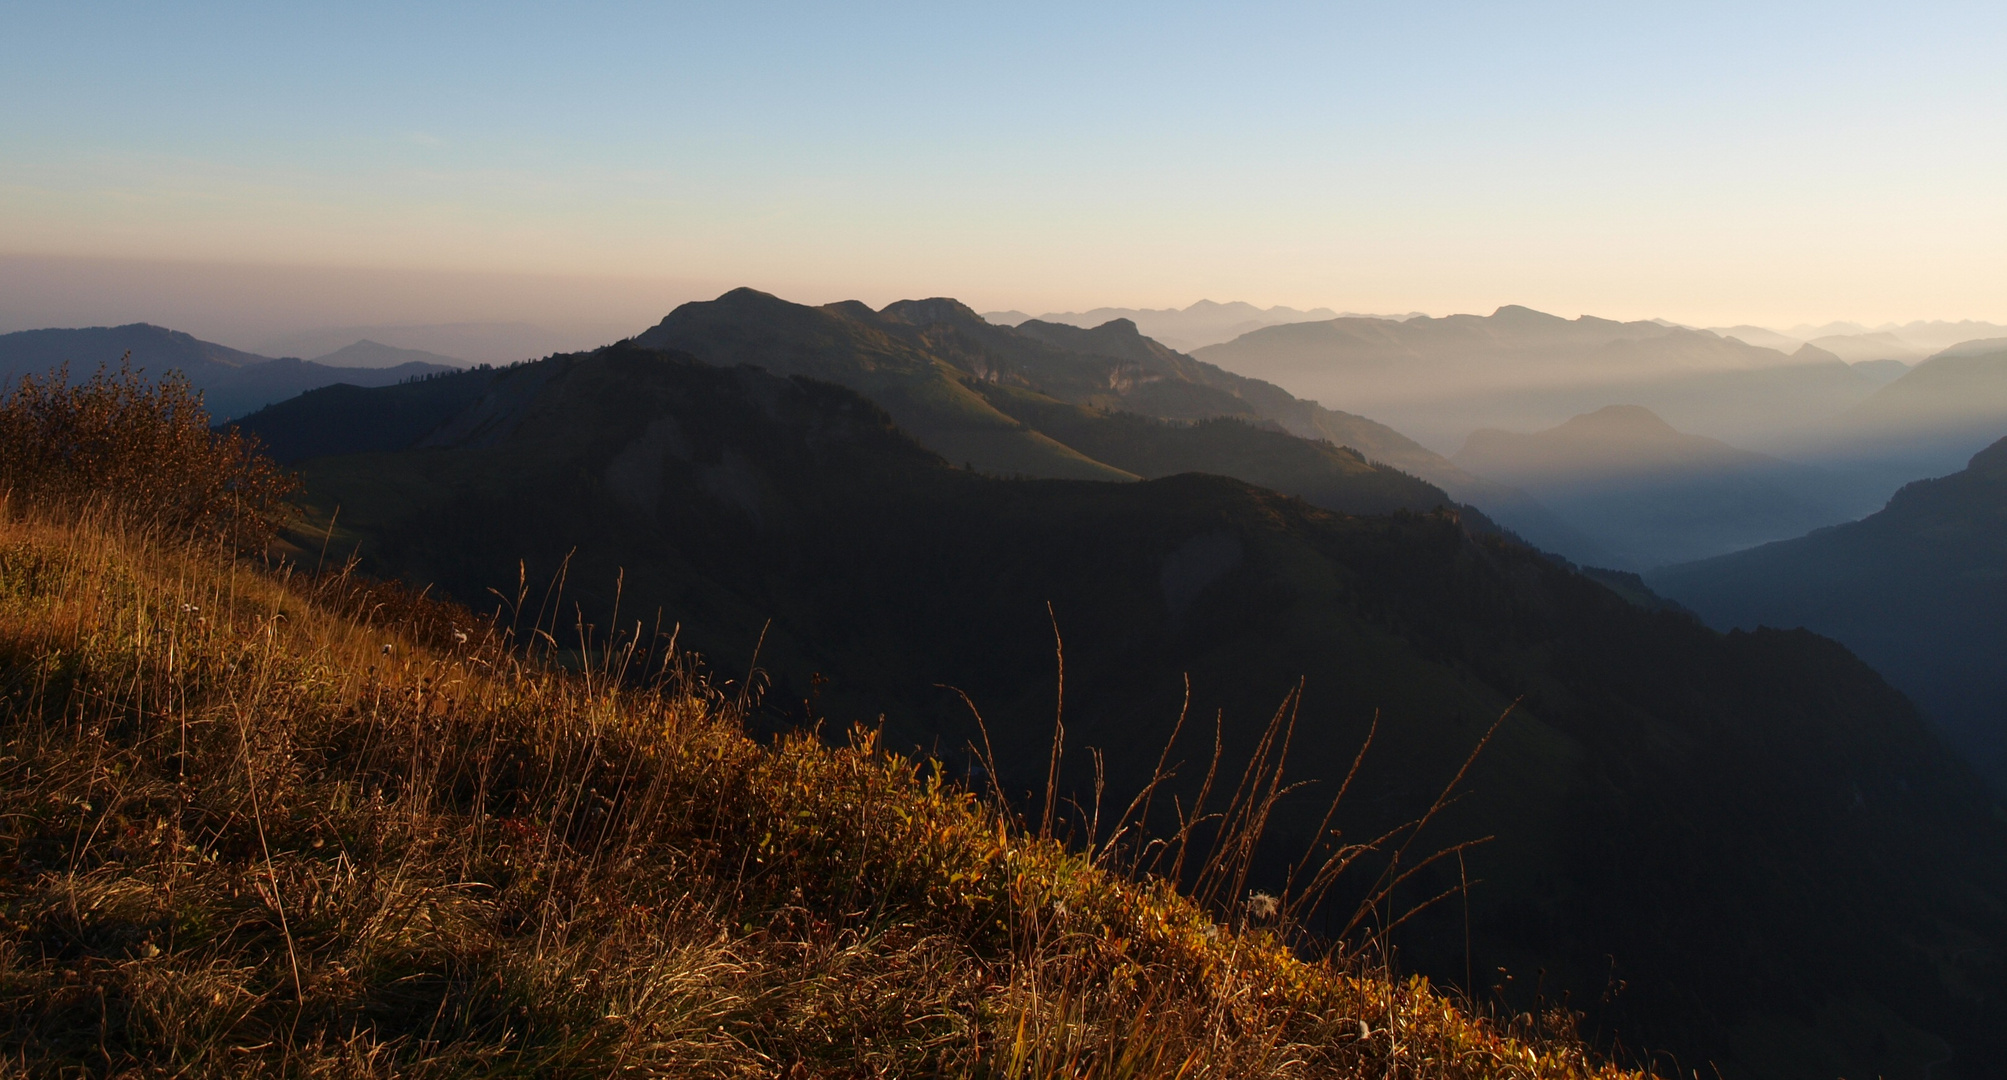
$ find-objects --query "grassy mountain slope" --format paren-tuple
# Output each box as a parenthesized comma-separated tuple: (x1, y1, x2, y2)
(631, 289, 1132, 482)
(0, 323, 457, 420)
(1652, 435, 2007, 791)
(0, 426, 1632, 1079)
(283, 343, 2007, 1080)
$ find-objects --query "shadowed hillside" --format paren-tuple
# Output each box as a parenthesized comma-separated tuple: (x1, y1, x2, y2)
(246, 341, 2007, 1080)
(1653, 435, 2007, 792)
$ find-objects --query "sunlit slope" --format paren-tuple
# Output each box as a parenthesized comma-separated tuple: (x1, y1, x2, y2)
(289, 343, 2007, 1080)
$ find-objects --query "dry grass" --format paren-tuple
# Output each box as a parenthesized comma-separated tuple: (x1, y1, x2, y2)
(0, 369, 1643, 1077)
(0, 503, 1639, 1078)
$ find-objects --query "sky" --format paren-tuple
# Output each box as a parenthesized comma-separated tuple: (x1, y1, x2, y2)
(3, 0, 2005, 343)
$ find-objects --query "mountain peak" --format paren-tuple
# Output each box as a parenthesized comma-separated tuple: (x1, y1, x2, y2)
(1969, 434, 2007, 478)
(878, 297, 985, 327)
(1489, 304, 1566, 323)
(1553, 403, 1681, 438)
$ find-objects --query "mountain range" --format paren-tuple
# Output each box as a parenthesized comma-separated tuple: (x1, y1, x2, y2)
(981, 300, 1416, 352)
(223, 291, 2007, 1080)
(1191, 305, 1888, 453)
(0, 323, 459, 420)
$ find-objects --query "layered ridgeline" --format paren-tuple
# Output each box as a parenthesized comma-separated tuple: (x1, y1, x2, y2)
(0, 323, 460, 420)
(1653, 436, 2007, 793)
(1191, 305, 1884, 455)
(235, 335, 2007, 1079)
(0, 371, 1633, 1079)
(1787, 341, 2007, 504)
(1193, 306, 2007, 523)
(1452, 406, 1850, 570)
(982, 300, 1378, 352)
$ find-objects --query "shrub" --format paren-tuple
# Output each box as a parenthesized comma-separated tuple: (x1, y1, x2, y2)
(0, 359, 294, 545)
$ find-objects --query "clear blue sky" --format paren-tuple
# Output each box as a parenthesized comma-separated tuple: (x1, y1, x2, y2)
(3, 1, 2004, 325)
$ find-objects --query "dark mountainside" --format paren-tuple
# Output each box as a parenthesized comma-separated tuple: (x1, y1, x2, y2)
(1452, 406, 1849, 570)
(1653, 435, 2007, 792)
(0, 323, 457, 419)
(1191, 307, 1890, 459)
(240, 339, 2007, 1080)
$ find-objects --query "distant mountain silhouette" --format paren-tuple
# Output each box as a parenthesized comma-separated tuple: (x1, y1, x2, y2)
(1453, 406, 1850, 569)
(982, 299, 1380, 351)
(0, 323, 456, 419)
(1191, 305, 1884, 454)
(257, 321, 585, 367)
(1791, 320, 2007, 353)
(309, 339, 467, 369)
(238, 340, 2007, 1079)
(1806, 331, 1928, 364)
(1705, 324, 1803, 351)
(1653, 436, 2007, 792)
(1776, 343, 2007, 503)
